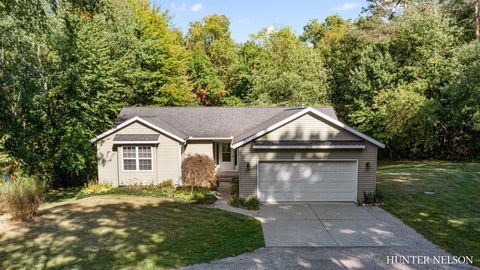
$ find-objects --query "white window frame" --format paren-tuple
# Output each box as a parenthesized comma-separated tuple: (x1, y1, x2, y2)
(121, 146, 154, 172)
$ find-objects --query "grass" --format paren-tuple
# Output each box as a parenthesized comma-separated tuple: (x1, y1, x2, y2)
(377, 161, 480, 266)
(44, 186, 82, 204)
(0, 195, 264, 269)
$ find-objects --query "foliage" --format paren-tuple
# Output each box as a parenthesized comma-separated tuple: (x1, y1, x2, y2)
(1, 0, 480, 187)
(244, 197, 261, 210)
(0, 177, 46, 221)
(230, 178, 239, 195)
(228, 194, 260, 210)
(247, 27, 330, 105)
(181, 154, 217, 190)
(361, 191, 384, 206)
(75, 182, 217, 204)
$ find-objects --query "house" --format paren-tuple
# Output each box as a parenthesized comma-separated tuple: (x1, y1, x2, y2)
(90, 106, 385, 203)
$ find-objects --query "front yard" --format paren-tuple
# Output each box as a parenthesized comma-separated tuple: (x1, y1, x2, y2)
(377, 161, 480, 266)
(0, 195, 264, 269)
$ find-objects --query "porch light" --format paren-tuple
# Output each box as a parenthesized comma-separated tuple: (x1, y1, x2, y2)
(246, 163, 250, 171)
(366, 162, 371, 169)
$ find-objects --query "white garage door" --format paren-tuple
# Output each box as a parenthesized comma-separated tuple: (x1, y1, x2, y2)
(258, 161, 357, 202)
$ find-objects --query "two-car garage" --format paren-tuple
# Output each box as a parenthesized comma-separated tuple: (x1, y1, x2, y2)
(258, 160, 358, 202)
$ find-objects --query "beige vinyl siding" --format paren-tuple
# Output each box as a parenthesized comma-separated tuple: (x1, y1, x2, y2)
(183, 141, 214, 159)
(238, 114, 378, 199)
(96, 135, 118, 186)
(157, 136, 181, 185)
(256, 113, 358, 141)
(96, 121, 181, 186)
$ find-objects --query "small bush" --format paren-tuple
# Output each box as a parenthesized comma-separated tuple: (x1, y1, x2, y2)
(244, 197, 261, 210)
(181, 154, 216, 189)
(159, 179, 174, 189)
(1, 177, 46, 221)
(231, 178, 239, 196)
(228, 194, 260, 210)
(228, 194, 240, 207)
(76, 182, 113, 199)
(362, 191, 384, 206)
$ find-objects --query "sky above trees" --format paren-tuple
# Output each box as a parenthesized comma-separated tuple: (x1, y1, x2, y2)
(154, 0, 368, 41)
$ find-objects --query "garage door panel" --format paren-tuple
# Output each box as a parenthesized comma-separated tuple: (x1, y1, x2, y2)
(258, 161, 357, 202)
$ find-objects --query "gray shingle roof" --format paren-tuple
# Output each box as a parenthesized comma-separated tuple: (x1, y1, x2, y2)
(115, 106, 337, 141)
(113, 134, 160, 142)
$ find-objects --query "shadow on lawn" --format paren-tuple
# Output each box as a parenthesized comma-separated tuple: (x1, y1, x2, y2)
(0, 197, 263, 269)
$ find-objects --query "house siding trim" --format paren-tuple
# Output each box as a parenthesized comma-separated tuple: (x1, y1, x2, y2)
(232, 107, 385, 149)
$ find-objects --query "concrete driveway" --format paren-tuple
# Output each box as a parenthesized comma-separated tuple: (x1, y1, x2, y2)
(259, 203, 405, 247)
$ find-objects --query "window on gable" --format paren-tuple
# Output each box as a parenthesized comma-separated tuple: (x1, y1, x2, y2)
(122, 146, 153, 171)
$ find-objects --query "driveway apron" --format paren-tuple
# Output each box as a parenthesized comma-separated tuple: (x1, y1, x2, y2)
(259, 203, 405, 247)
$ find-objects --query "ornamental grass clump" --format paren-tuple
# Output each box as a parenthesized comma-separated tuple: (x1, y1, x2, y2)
(1, 177, 46, 221)
(181, 154, 216, 191)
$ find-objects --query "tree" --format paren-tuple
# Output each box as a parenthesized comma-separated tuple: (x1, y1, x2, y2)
(437, 42, 480, 157)
(228, 41, 265, 100)
(125, 0, 194, 106)
(188, 49, 225, 105)
(300, 15, 352, 50)
(362, 0, 412, 20)
(247, 27, 330, 105)
(186, 15, 238, 80)
(0, 0, 195, 186)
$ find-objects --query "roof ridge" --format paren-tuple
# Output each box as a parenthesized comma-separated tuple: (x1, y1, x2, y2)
(121, 105, 333, 109)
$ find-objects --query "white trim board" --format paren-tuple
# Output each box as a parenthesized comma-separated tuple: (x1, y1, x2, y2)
(89, 116, 186, 143)
(252, 145, 366, 150)
(231, 107, 385, 149)
(113, 141, 160, 144)
(187, 136, 233, 140)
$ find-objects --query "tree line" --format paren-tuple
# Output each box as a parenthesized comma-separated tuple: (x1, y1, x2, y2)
(0, 0, 479, 185)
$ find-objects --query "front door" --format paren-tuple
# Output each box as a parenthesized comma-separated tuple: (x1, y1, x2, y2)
(219, 143, 233, 170)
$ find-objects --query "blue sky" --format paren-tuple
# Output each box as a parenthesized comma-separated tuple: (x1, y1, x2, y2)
(152, 0, 368, 42)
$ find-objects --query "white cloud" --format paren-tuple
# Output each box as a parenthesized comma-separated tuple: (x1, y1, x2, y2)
(191, 3, 203, 12)
(336, 2, 360, 11)
(170, 2, 186, 11)
(266, 26, 275, 33)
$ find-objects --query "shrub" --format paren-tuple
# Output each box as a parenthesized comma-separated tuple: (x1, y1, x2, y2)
(181, 154, 216, 190)
(231, 178, 239, 196)
(362, 191, 384, 206)
(159, 179, 174, 189)
(0, 177, 46, 221)
(244, 197, 261, 210)
(228, 194, 240, 207)
(76, 182, 113, 198)
(228, 194, 260, 210)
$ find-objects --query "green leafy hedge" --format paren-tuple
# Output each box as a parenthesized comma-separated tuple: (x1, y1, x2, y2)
(76, 183, 217, 205)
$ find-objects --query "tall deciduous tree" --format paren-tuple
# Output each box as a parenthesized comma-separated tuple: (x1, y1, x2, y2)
(247, 27, 330, 105)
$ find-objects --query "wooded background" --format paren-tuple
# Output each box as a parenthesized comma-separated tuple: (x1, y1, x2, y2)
(1, 0, 479, 186)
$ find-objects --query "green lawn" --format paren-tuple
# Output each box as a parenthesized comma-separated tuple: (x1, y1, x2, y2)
(377, 161, 480, 265)
(0, 195, 264, 269)
(44, 186, 82, 204)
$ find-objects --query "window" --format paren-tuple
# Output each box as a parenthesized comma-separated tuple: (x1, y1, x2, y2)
(122, 146, 153, 171)
(222, 144, 231, 162)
